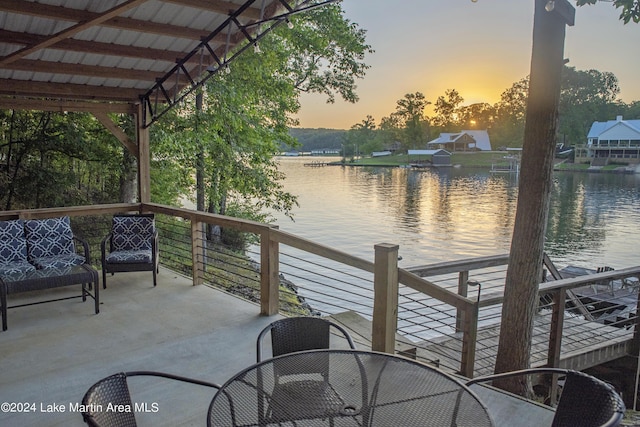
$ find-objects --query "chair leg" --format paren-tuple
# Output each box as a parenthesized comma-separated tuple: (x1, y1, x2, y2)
(102, 268, 107, 289)
(152, 266, 157, 287)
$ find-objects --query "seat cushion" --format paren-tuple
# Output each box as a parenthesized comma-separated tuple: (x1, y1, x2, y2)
(30, 253, 86, 269)
(0, 219, 29, 265)
(0, 260, 36, 275)
(106, 250, 152, 264)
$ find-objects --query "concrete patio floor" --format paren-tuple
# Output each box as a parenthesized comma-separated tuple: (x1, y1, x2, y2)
(0, 267, 287, 426)
(0, 267, 554, 426)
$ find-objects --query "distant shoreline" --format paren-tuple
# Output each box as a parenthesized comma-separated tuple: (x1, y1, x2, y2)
(296, 153, 639, 174)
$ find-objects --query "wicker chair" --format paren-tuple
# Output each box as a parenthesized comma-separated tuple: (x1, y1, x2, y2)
(465, 368, 625, 427)
(101, 214, 158, 288)
(81, 371, 220, 427)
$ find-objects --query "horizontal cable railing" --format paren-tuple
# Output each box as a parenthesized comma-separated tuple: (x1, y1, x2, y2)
(3, 203, 639, 380)
(267, 229, 376, 321)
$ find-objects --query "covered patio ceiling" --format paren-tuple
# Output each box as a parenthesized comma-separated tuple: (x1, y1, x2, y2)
(0, 0, 335, 126)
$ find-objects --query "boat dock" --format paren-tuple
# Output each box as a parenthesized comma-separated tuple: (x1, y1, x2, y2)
(303, 160, 330, 167)
(330, 309, 634, 378)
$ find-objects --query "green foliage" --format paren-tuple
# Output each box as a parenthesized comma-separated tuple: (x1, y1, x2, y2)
(433, 89, 464, 130)
(283, 3, 373, 103)
(343, 63, 638, 154)
(0, 110, 123, 210)
(576, 0, 640, 23)
(151, 1, 372, 233)
(288, 128, 347, 151)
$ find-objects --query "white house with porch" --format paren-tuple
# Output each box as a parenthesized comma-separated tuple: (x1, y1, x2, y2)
(575, 115, 640, 165)
(426, 130, 491, 152)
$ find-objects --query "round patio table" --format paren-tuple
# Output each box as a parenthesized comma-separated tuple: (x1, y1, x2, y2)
(207, 349, 493, 426)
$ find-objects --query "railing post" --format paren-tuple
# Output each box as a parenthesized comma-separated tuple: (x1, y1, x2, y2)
(547, 287, 566, 404)
(631, 288, 640, 356)
(260, 226, 279, 316)
(456, 270, 470, 332)
(372, 243, 399, 354)
(547, 288, 565, 367)
(460, 300, 479, 378)
(191, 220, 204, 286)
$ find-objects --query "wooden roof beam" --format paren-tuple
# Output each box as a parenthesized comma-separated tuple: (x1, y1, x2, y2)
(0, 98, 137, 114)
(0, 0, 228, 41)
(0, 29, 227, 64)
(0, 79, 143, 102)
(4, 59, 163, 82)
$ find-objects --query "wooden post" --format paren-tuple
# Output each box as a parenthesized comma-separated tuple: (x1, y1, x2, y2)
(191, 220, 204, 286)
(547, 287, 566, 404)
(260, 226, 279, 316)
(456, 270, 470, 332)
(136, 103, 151, 203)
(629, 288, 640, 360)
(547, 288, 565, 367)
(372, 243, 399, 353)
(460, 300, 479, 378)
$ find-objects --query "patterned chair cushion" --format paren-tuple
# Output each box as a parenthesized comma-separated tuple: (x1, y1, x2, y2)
(0, 260, 36, 275)
(106, 249, 152, 264)
(0, 219, 29, 264)
(111, 215, 155, 252)
(24, 217, 85, 269)
(0, 219, 37, 276)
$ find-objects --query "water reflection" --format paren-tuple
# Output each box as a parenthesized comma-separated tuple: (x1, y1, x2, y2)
(272, 157, 639, 269)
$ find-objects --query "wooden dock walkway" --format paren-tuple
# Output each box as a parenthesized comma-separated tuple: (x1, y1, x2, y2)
(303, 160, 330, 167)
(329, 310, 634, 377)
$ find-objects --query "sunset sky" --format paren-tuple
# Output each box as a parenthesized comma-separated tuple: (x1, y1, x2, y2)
(295, 0, 640, 130)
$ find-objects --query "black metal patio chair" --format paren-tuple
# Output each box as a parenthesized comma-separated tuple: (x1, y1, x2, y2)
(256, 316, 356, 362)
(81, 370, 220, 427)
(255, 317, 358, 425)
(465, 368, 625, 427)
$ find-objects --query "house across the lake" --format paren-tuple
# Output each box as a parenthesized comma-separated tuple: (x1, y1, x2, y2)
(575, 115, 640, 165)
(426, 130, 491, 152)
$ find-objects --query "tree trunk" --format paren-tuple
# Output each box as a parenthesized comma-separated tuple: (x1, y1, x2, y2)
(195, 92, 205, 212)
(120, 148, 137, 203)
(494, 0, 572, 395)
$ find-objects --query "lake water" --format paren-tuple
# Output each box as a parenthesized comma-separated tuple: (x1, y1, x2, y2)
(268, 156, 640, 271)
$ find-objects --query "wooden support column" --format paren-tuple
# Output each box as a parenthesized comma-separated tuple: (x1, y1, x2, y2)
(372, 243, 399, 353)
(460, 300, 479, 378)
(191, 220, 204, 286)
(632, 288, 640, 356)
(547, 288, 566, 404)
(136, 103, 151, 203)
(547, 288, 566, 367)
(456, 270, 470, 332)
(260, 226, 279, 316)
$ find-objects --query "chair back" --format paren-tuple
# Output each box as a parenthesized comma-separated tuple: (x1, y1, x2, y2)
(257, 317, 356, 378)
(24, 216, 76, 259)
(82, 372, 137, 427)
(111, 214, 155, 252)
(552, 370, 625, 427)
(270, 317, 331, 357)
(0, 219, 35, 274)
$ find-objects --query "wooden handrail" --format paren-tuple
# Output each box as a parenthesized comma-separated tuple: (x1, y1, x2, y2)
(406, 254, 509, 277)
(6, 203, 638, 376)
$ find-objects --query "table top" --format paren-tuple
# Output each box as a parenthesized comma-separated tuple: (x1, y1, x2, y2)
(208, 349, 494, 427)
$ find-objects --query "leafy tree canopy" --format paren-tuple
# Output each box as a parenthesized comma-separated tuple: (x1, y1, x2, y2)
(576, 0, 640, 23)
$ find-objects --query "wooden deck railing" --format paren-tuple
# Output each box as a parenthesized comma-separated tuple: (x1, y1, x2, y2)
(2, 203, 639, 378)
